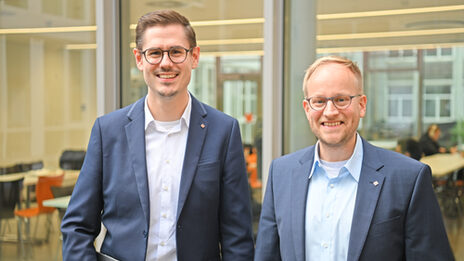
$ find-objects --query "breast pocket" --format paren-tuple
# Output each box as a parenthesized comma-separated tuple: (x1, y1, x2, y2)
(195, 161, 220, 181)
(369, 215, 402, 238)
(193, 161, 220, 197)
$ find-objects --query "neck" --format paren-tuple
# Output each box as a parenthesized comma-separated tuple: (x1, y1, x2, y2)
(318, 135, 357, 162)
(147, 91, 189, 121)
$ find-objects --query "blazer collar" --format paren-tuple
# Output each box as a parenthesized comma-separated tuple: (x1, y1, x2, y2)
(124, 97, 150, 225)
(176, 94, 208, 221)
(288, 138, 385, 261)
(124, 95, 208, 225)
(291, 146, 315, 261)
(347, 138, 385, 261)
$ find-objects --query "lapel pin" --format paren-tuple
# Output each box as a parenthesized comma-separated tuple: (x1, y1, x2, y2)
(200, 123, 205, 129)
(373, 181, 379, 186)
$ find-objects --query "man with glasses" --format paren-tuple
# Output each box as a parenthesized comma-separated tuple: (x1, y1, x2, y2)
(255, 56, 453, 261)
(61, 10, 254, 261)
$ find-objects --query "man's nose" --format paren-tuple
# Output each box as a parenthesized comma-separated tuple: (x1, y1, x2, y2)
(323, 100, 339, 115)
(159, 52, 173, 66)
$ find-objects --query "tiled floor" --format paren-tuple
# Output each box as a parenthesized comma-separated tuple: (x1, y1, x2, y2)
(0, 203, 463, 260)
(0, 212, 63, 261)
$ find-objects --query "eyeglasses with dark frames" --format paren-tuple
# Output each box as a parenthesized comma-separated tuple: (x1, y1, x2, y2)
(304, 94, 362, 111)
(141, 46, 193, 65)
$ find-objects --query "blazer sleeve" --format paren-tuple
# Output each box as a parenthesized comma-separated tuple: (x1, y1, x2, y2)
(219, 119, 255, 261)
(254, 160, 282, 261)
(404, 164, 454, 260)
(61, 119, 104, 260)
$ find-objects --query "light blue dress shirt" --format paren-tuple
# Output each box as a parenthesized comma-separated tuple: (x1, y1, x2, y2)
(305, 133, 363, 261)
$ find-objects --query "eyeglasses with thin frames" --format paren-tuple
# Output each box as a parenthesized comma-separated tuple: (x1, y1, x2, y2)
(304, 94, 362, 111)
(141, 46, 193, 65)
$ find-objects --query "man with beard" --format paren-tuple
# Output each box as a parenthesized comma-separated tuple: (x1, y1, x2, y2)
(255, 56, 453, 261)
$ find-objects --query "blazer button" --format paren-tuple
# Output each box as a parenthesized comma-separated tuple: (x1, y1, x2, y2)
(143, 230, 148, 238)
(177, 225, 182, 231)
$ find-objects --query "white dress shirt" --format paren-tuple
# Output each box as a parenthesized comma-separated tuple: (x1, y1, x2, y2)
(144, 95, 191, 261)
(305, 133, 363, 261)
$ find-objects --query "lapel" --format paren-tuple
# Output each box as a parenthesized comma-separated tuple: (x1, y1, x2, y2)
(176, 95, 208, 221)
(124, 97, 150, 226)
(291, 147, 314, 261)
(347, 139, 385, 261)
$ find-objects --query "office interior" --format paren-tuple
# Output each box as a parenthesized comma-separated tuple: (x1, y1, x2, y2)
(1, 0, 464, 260)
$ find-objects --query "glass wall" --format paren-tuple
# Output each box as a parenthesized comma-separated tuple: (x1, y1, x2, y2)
(316, 1, 464, 149)
(0, 0, 96, 168)
(284, 0, 464, 151)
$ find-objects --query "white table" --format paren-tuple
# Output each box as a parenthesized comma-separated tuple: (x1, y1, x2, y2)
(43, 196, 71, 209)
(420, 153, 464, 178)
(421, 153, 464, 218)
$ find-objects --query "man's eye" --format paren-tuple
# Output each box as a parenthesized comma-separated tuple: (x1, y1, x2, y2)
(170, 48, 184, 56)
(148, 50, 162, 56)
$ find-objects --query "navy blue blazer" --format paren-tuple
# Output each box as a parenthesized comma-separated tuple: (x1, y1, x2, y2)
(61, 95, 254, 261)
(255, 138, 454, 261)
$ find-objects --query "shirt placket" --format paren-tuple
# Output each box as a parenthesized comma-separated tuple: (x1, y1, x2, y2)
(321, 175, 338, 260)
(158, 132, 173, 255)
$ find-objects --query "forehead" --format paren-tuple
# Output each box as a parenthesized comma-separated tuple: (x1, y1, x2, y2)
(142, 24, 188, 48)
(306, 63, 359, 94)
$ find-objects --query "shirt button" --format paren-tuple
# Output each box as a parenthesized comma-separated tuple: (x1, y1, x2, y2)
(162, 185, 168, 191)
(322, 243, 328, 248)
(326, 213, 330, 218)
(165, 159, 170, 164)
(160, 241, 166, 246)
(162, 213, 167, 218)
(330, 184, 334, 188)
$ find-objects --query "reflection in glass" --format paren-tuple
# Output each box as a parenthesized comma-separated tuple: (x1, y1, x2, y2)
(0, 1, 96, 168)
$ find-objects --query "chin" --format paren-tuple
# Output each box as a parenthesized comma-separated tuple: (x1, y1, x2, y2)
(158, 91, 177, 98)
(319, 136, 345, 147)
(155, 86, 178, 98)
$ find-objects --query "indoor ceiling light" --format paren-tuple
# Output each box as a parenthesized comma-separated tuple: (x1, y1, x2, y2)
(198, 38, 263, 46)
(129, 18, 264, 30)
(318, 5, 464, 20)
(0, 26, 96, 34)
(318, 28, 464, 41)
(65, 44, 97, 50)
(317, 42, 464, 54)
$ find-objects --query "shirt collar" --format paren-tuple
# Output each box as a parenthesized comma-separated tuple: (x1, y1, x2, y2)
(309, 133, 363, 182)
(144, 93, 192, 131)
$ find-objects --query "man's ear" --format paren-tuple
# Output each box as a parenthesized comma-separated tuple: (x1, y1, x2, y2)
(133, 48, 144, 71)
(303, 99, 311, 119)
(191, 46, 200, 69)
(359, 95, 367, 118)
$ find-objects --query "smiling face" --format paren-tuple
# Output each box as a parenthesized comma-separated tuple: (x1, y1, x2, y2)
(303, 63, 367, 153)
(133, 24, 199, 99)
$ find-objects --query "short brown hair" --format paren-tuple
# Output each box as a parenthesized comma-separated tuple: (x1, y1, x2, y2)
(302, 55, 363, 97)
(135, 9, 197, 50)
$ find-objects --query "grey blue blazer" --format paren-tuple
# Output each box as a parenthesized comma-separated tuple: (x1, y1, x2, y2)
(255, 138, 453, 261)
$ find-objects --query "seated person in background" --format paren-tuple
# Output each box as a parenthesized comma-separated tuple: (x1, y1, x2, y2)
(419, 124, 457, 156)
(396, 138, 423, 160)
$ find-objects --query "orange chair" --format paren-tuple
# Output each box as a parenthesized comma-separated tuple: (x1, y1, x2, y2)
(15, 172, 64, 244)
(246, 148, 262, 189)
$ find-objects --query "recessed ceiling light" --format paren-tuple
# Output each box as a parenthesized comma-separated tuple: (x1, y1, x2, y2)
(145, 0, 202, 8)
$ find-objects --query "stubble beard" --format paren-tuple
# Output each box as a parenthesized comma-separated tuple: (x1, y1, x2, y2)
(156, 82, 178, 98)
